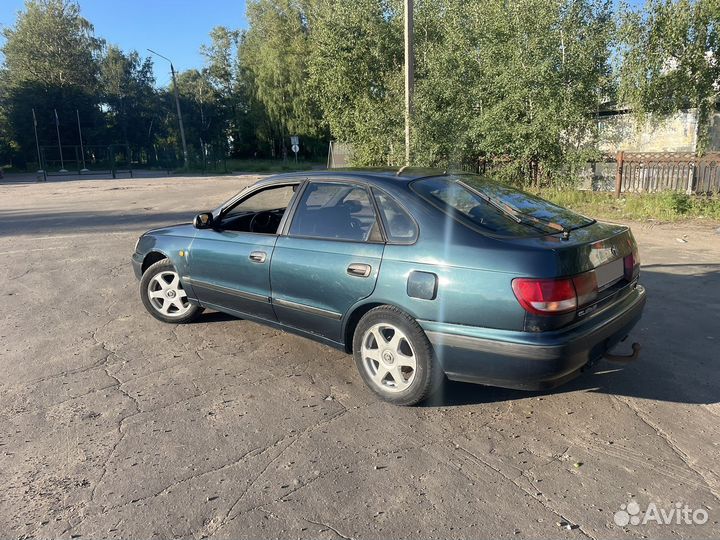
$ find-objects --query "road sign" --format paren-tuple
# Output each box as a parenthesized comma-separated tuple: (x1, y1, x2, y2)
(290, 136, 299, 146)
(291, 144, 299, 154)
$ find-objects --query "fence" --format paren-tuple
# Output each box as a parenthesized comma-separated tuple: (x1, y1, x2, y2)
(614, 151, 720, 196)
(39, 144, 133, 179)
(327, 141, 353, 168)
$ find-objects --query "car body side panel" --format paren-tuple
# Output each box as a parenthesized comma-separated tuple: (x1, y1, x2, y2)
(370, 248, 526, 331)
(270, 236, 384, 341)
(187, 229, 278, 320)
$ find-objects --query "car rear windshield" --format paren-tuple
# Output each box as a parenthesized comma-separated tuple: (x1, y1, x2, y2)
(411, 174, 594, 237)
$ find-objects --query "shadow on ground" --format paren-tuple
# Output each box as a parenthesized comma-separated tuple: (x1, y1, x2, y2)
(422, 265, 720, 407)
(0, 209, 196, 236)
(184, 265, 719, 408)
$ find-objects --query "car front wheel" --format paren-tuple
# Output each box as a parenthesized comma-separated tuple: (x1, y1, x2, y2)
(140, 259, 203, 323)
(353, 306, 442, 406)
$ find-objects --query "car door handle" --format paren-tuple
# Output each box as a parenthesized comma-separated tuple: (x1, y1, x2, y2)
(249, 251, 267, 263)
(347, 263, 371, 277)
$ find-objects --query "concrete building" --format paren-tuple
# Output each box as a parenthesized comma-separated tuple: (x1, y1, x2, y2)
(586, 107, 720, 192)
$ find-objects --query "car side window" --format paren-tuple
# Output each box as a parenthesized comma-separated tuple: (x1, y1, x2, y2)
(224, 185, 295, 217)
(220, 184, 296, 234)
(289, 182, 382, 242)
(373, 190, 418, 243)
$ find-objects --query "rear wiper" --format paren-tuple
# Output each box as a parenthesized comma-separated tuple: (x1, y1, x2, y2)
(460, 181, 571, 239)
(502, 203, 570, 239)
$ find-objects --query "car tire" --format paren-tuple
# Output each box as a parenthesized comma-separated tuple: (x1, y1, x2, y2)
(140, 259, 203, 324)
(353, 305, 443, 406)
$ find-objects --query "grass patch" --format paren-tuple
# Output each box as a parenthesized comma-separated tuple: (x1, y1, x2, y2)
(534, 189, 720, 222)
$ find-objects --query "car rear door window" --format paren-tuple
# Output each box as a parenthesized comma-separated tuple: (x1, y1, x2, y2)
(289, 182, 381, 242)
(373, 190, 417, 243)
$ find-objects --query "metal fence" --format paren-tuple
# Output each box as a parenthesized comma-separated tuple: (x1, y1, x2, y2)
(614, 151, 720, 196)
(327, 141, 353, 168)
(39, 144, 133, 179)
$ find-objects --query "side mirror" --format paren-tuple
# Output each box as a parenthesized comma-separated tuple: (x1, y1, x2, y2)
(193, 212, 214, 229)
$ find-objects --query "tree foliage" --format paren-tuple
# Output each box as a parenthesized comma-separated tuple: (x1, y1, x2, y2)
(1, 0, 103, 164)
(99, 46, 156, 149)
(416, 0, 614, 181)
(308, 0, 404, 165)
(241, 0, 324, 156)
(1, 0, 718, 179)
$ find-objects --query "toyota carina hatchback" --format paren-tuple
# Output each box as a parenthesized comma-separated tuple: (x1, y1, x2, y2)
(132, 170, 646, 405)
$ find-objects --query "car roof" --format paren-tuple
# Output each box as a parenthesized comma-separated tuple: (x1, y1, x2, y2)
(255, 167, 450, 190)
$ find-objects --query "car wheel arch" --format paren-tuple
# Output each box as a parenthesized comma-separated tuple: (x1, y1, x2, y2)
(142, 251, 168, 274)
(342, 301, 422, 353)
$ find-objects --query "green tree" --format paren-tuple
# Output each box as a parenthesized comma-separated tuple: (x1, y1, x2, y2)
(201, 27, 243, 154)
(486, 0, 613, 183)
(175, 68, 224, 158)
(99, 46, 156, 150)
(308, 0, 404, 165)
(240, 0, 324, 157)
(307, 0, 614, 179)
(0, 0, 103, 166)
(412, 0, 615, 183)
(619, 0, 720, 151)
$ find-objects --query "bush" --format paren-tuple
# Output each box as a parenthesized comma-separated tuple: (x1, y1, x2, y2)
(662, 192, 692, 215)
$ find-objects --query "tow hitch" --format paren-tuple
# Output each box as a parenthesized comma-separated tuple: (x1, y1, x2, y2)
(604, 342, 641, 363)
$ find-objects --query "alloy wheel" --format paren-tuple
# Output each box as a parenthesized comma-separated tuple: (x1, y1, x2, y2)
(360, 323, 417, 392)
(147, 270, 191, 318)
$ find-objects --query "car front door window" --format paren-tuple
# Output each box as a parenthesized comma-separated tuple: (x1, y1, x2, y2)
(220, 184, 296, 234)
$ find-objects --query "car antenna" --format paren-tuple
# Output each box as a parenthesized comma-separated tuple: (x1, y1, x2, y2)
(396, 165, 410, 176)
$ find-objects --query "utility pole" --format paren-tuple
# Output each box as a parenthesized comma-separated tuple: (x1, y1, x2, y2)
(404, 0, 414, 167)
(148, 49, 189, 169)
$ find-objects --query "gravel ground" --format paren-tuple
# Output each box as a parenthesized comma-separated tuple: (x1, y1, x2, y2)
(1, 174, 719, 539)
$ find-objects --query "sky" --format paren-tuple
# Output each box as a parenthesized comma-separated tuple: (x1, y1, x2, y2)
(0, 0, 248, 87)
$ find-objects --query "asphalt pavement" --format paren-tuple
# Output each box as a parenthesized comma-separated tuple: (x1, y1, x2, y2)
(1, 174, 718, 539)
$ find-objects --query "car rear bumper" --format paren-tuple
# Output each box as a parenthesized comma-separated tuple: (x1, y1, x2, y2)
(420, 284, 646, 390)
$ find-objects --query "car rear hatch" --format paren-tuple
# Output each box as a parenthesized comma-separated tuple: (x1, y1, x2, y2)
(508, 221, 641, 331)
(410, 174, 641, 331)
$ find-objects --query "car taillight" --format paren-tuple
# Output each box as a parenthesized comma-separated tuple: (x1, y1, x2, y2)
(512, 273, 600, 316)
(511, 278, 577, 315)
(624, 248, 640, 280)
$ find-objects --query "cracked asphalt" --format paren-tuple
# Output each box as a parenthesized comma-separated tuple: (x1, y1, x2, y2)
(1, 173, 719, 540)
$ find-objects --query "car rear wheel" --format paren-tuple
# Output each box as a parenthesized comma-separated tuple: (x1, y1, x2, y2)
(140, 259, 203, 323)
(353, 306, 442, 406)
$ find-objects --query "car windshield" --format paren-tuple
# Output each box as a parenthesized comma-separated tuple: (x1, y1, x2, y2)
(411, 174, 594, 236)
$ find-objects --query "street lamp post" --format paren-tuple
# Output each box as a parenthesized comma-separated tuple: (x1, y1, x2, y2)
(148, 48, 189, 169)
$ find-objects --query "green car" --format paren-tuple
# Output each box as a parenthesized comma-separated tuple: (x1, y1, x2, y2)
(132, 170, 646, 405)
